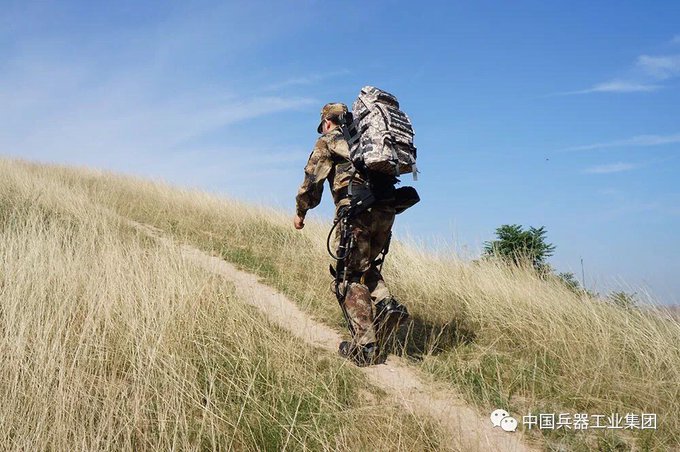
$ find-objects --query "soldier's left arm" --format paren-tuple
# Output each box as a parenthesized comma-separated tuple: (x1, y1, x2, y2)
(295, 137, 333, 218)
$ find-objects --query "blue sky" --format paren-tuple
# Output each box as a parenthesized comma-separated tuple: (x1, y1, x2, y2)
(1, 1, 679, 304)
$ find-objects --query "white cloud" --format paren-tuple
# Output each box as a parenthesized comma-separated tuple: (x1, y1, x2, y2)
(583, 162, 636, 174)
(591, 80, 660, 92)
(557, 79, 661, 95)
(598, 188, 623, 196)
(561, 133, 680, 152)
(0, 52, 315, 162)
(0, 6, 318, 174)
(636, 54, 680, 79)
(134, 145, 310, 202)
(557, 42, 680, 96)
(0, 2, 333, 211)
(264, 69, 350, 91)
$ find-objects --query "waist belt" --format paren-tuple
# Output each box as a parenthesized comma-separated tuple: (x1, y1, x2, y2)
(334, 185, 397, 208)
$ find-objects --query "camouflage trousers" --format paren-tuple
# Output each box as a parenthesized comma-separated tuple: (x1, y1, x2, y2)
(334, 203, 396, 346)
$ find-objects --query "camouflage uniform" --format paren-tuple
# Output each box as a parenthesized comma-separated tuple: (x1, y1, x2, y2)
(296, 104, 396, 347)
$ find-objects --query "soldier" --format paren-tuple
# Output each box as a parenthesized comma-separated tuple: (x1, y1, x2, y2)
(293, 102, 409, 366)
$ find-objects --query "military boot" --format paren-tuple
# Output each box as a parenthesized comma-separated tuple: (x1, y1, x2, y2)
(374, 297, 410, 350)
(338, 341, 382, 366)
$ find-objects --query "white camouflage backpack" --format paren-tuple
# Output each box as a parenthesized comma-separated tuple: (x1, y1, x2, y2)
(343, 86, 418, 180)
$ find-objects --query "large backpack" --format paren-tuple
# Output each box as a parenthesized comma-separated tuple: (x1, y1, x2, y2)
(343, 86, 418, 180)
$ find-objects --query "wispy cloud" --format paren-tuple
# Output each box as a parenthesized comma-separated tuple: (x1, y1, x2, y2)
(141, 145, 310, 201)
(636, 54, 680, 79)
(556, 39, 680, 95)
(556, 80, 660, 95)
(0, 1, 333, 211)
(594, 197, 680, 220)
(589, 80, 660, 92)
(264, 69, 350, 91)
(672, 35, 680, 45)
(0, 47, 316, 161)
(583, 162, 636, 174)
(598, 188, 623, 196)
(561, 133, 680, 152)
(0, 4, 318, 174)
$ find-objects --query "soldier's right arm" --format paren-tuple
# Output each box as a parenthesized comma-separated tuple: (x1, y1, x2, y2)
(295, 137, 333, 218)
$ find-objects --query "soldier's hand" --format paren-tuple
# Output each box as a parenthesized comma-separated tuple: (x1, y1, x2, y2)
(294, 215, 305, 230)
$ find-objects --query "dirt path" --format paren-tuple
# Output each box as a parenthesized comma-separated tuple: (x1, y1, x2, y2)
(133, 221, 538, 452)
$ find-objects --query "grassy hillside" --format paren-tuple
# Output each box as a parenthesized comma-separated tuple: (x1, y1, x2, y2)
(3, 158, 679, 451)
(0, 160, 445, 451)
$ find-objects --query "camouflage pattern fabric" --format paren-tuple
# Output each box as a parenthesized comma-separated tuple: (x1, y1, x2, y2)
(335, 203, 395, 303)
(350, 86, 417, 176)
(295, 128, 366, 217)
(336, 204, 396, 345)
(296, 126, 396, 347)
(319, 102, 348, 121)
(317, 102, 348, 133)
(343, 283, 376, 345)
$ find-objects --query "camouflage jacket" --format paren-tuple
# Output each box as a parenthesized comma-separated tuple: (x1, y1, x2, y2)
(295, 127, 366, 217)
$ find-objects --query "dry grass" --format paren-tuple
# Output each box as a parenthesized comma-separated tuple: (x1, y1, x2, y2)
(0, 159, 446, 451)
(8, 158, 680, 451)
